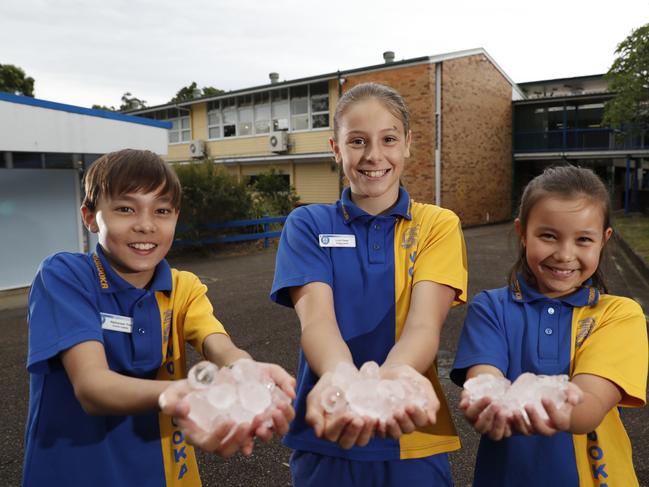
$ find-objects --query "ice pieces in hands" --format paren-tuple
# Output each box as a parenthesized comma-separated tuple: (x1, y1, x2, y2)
(183, 360, 290, 434)
(319, 361, 431, 422)
(464, 372, 571, 422)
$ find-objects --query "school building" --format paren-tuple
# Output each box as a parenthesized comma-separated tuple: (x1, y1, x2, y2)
(513, 74, 649, 212)
(130, 48, 524, 227)
(0, 93, 170, 290)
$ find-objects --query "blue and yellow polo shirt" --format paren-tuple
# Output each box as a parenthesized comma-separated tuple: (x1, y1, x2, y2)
(451, 277, 648, 487)
(271, 187, 468, 461)
(24, 245, 226, 487)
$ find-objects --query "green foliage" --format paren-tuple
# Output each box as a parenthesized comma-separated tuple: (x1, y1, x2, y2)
(92, 104, 116, 111)
(0, 63, 34, 96)
(603, 24, 649, 135)
(174, 160, 254, 237)
(170, 82, 225, 103)
(119, 92, 147, 111)
(250, 167, 300, 217)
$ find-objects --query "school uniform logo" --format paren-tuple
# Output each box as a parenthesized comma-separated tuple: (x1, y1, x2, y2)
(576, 317, 595, 349)
(401, 225, 419, 249)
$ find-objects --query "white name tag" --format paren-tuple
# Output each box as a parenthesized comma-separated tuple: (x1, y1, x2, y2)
(100, 312, 133, 333)
(318, 234, 356, 248)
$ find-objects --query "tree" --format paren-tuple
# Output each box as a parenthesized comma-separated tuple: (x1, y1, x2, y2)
(0, 63, 35, 96)
(603, 24, 649, 135)
(92, 104, 116, 111)
(170, 82, 224, 103)
(119, 92, 147, 111)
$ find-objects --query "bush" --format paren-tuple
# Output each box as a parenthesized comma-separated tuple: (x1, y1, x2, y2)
(175, 160, 253, 239)
(250, 167, 300, 217)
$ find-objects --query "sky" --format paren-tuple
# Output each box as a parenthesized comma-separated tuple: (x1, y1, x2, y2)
(1, 0, 647, 109)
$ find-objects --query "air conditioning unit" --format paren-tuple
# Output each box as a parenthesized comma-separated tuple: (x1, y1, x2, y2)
(189, 140, 205, 158)
(268, 131, 288, 153)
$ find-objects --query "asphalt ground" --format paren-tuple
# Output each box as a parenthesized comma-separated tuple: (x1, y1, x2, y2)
(1, 223, 648, 486)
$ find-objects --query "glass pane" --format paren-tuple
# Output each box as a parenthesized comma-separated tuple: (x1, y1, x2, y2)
(209, 126, 221, 139)
(238, 122, 253, 136)
(291, 85, 308, 98)
(181, 117, 190, 129)
(169, 131, 179, 143)
(224, 124, 236, 137)
(254, 92, 270, 104)
(238, 106, 253, 123)
(255, 120, 270, 134)
(312, 113, 329, 128)
(181, 130, 191, 142)
(222, 97, 236, 108)
(238, 94, 253, 106)
(171, 119, 179, 130)
(271, 89, 288, 102)
(223, 107, 237, 124)
(291, 114, 309, 130)
(310, 81, 328, 96)
(311, 95, 328, 113)
(255, 103, 270, 120)
(208, 111, 220, 125)
(291, 97, 308, 115)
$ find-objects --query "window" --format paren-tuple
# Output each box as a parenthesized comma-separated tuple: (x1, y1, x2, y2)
(222, 98, 237, 137)
(272, 89, 289, 131)
(169, 116, 191, 143)
(290, 85, 309, 130)
(254, 92, 271, 134)
(137, 108, 191, 144)
(207, 101, 222, 139)
(310, 82, 330, 129)
(203, 81, 330, 139)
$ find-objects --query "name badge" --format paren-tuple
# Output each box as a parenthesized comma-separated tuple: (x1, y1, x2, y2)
(100, 312, 133, 333)
(318, 234, 356, 248)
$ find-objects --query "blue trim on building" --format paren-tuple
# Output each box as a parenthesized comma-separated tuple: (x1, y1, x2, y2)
(0, 92, 171, 129)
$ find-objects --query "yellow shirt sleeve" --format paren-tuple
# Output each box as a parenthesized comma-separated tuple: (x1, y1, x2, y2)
(410, 204, 468, 305)
(571, 295, 648, 407)
(172, 270, 227, 353)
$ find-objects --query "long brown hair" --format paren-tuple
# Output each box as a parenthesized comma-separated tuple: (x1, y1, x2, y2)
(509, 165, 612, 293)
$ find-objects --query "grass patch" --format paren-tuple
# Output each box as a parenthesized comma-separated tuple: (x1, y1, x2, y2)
(613, 213, 649, 263)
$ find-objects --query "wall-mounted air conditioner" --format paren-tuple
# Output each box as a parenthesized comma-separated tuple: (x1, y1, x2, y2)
(268, 131, 288, 153)
(189, 140, 205, 158)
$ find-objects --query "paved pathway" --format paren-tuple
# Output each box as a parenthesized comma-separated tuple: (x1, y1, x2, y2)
(2, 223, 648, 486)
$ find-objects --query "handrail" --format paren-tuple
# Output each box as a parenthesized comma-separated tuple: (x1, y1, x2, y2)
(174, 216, 287, 249)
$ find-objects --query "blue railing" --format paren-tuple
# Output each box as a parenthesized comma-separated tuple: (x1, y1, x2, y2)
(174, 216, 287, 248)
(514, 127, 647, 153)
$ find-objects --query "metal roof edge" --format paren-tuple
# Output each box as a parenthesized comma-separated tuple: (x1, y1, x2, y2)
(0, 92, 171, 129)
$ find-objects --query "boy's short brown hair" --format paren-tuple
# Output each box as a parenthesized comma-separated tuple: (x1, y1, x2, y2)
(82, 149, 182, 211)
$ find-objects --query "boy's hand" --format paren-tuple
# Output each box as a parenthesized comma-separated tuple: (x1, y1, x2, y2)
(306, 372, 377, 449)
(459, 390, 512, 441)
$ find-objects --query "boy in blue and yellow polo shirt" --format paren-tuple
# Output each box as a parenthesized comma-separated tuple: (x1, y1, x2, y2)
(23, 149, 294, 487)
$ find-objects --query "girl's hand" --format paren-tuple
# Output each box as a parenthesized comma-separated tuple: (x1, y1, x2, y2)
(511, 382, 583, 436)
(305, 372, 377, 449)
(459, 389, 511, 441)
(376, 364, 440, 439)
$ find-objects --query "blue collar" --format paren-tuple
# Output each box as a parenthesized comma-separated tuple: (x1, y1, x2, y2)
(511, 274, 599, 307)
(339, 186, 412, 224)
(93, 244, 173, 293)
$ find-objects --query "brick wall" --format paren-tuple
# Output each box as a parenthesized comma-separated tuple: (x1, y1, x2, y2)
(440, 54, 513, 225)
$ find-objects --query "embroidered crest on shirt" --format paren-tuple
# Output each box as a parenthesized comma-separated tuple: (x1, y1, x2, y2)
(401, 225, 419, 249)
(575, 317, 595, 349)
